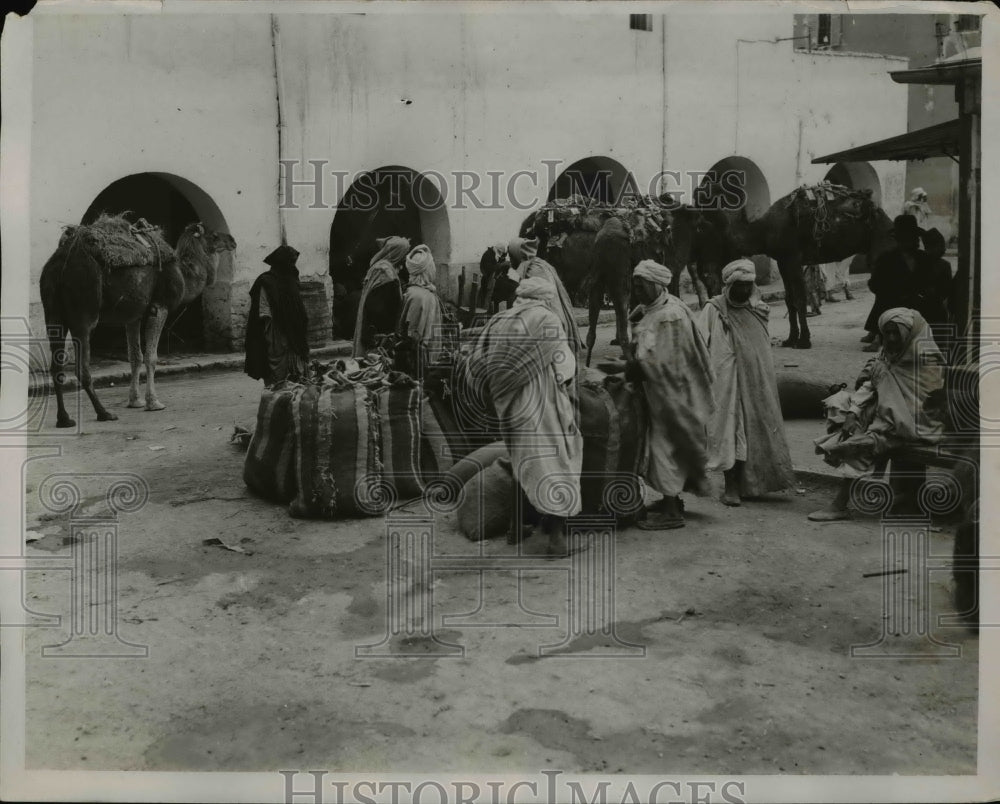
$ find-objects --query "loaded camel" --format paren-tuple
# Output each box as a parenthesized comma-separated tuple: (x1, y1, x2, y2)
(693, 184, 894, 349)
(521, 199, 708, 363)
(40, 217, 237, 427)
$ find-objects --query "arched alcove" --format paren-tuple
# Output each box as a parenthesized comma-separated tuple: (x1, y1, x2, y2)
(695, 155, 771, 220)
(328, 166, 451, 339)
(82, 172, 232, 355)
(823, 161, 882, 207)
(547, 156, 638, 204)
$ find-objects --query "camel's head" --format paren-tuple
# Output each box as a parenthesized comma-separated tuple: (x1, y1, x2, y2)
(178, 223, 237, 288)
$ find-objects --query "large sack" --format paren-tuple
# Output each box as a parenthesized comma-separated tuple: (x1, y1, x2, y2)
(457, 456, 514, 541)
(289, 383, 379, 519)
(577, 374, 647, 517)
(776, 372, 835, 419)
(243, 384, 303, 503)
(445, 441, 508, 488)
(287, 377, 450, 519)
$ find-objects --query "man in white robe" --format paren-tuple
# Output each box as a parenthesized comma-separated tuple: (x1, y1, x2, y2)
(698, 259, 795, 505)
(627, 260, 714, 529)
(396, 244, 447, 374)
(466, 271, 582, 556)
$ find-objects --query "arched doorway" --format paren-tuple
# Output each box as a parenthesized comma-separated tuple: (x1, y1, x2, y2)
(547, 156, 637, 204)
(695, 155, 771, 219)
(693, 156, 773, 286)
(823, 161, 882, 206)
(81, 172, 232, 356)
(328, 166, 450, 338)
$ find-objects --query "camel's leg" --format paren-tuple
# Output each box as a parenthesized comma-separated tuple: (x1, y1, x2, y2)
(690, 265, 707, 307)
(125, 320, 145, 408)
(47, 325, 75, 428)
(790, 263, 812, 349)
(611, 275, 630, 360)
(143, 305, 169, 411)
(585, 281, 602, 367)
(777, 259, 801, 347)
(72, 325, 117, 422)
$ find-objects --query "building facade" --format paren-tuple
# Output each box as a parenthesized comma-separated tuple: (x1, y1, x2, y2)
(795, 12, 982, 238)
(27, 10, 909, 351)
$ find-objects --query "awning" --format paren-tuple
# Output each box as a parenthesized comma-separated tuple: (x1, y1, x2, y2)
(811, 119, 960, 164)
(890, 54, 981, 86)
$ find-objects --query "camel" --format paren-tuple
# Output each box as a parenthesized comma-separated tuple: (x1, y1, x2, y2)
(40, 220, 237, 427)
(693, 187, 894, 349)
(521, 201, 707, 363)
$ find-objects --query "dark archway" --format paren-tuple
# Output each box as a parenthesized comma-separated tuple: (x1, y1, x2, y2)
(81, 172, 232, 356)
(823, 161, 882, 206)
(547, 156, 637, 204)
(328, 166, 450, 339)
(695, 155, 771, 219)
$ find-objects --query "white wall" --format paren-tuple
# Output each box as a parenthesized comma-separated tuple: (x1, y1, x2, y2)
(663, 13, 908, 212)
(27, 11, 910, 346)
(29, 14, 279, 346)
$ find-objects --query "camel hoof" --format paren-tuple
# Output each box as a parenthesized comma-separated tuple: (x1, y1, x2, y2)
(793, 340, 812, 350)
(56, 417, 76, 429)
(97, 411, 118, 422)
(609, 338, 621, 346)
(145, 400, 166, 412)
(127, 399, 144, 409)
(781, 338, 797, 348)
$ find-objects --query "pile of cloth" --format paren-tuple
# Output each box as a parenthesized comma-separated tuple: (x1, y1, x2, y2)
(243, 355, 453, 519)
(521, 194, 671, 253)
(785, 182, 876, 242)
(58, 212, 175, 268)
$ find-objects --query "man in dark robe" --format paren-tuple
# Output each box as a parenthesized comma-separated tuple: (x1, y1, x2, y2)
(245, 244, 310, 386)
(862, 215, 927, 352)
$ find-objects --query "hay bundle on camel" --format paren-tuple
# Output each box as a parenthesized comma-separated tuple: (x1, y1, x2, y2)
(58, 213, 175, 268)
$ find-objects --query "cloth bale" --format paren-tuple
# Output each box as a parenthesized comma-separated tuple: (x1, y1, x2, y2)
(375, 384, 444, 501)
(457, 456, 514, 541)
(577, 374, 647, 518)
(243, 384, 303, 503)
(289, 383, 381, 519)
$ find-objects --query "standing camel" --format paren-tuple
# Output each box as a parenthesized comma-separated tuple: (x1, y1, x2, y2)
(40, 220, 236, 427)
(693, 188, 894, 348)
(521, 201, 706, 363)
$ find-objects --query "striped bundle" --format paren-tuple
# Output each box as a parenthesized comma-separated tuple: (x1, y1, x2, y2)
(243, 360, 454, 519)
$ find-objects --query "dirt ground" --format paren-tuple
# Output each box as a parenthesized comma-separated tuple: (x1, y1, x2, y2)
(20, 287, 978, 775)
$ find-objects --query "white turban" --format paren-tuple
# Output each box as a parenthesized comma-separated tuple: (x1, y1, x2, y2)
(722, 258, 756, 286)
(508, 237, 539, 266)
(515, 276, 557, 302)
(633, 260, 673, 289)
(405, 244, 435, 277)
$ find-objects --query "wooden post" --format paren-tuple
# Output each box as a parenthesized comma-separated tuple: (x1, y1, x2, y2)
(955, 74, 981, 365)
(469, 276, 480, 324)
(456, 267, 466, 311)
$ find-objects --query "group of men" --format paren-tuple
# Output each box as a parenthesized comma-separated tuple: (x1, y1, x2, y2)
(863, 212, 952, 354)
(244, 237, 451, 385)
(243, 220, 941, 555)
(465, 239, 795, 555)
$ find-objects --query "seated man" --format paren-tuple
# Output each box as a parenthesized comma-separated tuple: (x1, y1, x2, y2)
(809, 308, 945, 521)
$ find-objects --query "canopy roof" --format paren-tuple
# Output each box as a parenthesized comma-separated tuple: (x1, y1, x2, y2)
(811, 119, 960, 164)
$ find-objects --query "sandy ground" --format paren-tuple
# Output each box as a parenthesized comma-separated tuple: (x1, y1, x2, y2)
(19, 285, 978, 775)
